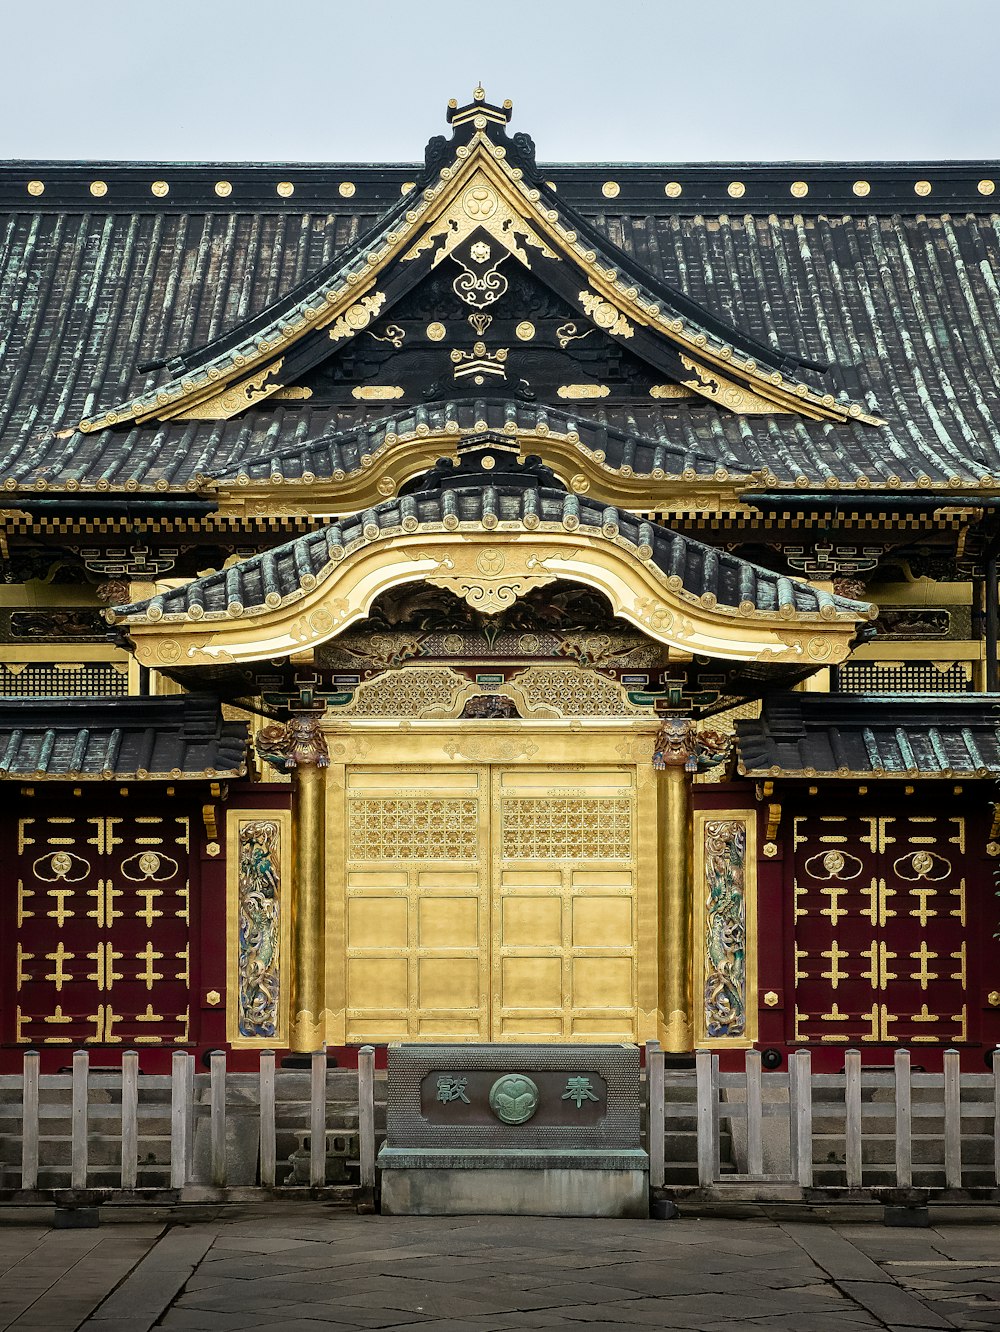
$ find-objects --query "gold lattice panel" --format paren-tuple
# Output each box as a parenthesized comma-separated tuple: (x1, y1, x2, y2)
(348, 796, 480, 861)
(500, 796, 633, 860)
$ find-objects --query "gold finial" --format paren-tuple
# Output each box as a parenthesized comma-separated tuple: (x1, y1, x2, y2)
(473, 83, 486, 101)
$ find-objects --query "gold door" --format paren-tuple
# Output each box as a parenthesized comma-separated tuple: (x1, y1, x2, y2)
(342, 767, 490, 1042)
(491, 766, 639, 1042)
(338, 758, 640, 1044)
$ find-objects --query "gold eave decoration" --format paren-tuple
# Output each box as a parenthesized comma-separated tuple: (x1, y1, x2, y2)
(119, 524, 872, 673)
(77, 128, 881, 434)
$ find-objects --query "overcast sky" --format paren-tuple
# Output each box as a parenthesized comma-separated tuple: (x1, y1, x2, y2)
(2, 0, 998, 163)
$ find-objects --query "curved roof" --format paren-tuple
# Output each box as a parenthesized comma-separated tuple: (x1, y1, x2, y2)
(112, 444, 873, 627)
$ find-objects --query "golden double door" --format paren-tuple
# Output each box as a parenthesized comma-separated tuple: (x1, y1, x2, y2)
(336, 760, 645, 1043)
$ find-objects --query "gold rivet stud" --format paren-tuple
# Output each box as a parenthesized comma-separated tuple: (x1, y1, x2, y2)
(215, 180, 232, 197)
(276, 181, 294, 197)
(602, 180, 620, 199)
(978, 179, 996, 196)
(853, 180, 871, 197)
(790, 180, 808, 198)
(90, 180, 108, 197)
(151, 180, 169, 197)
(665, 181, 682, 198)
(339, 181, 356, 198)
(427, 322, 446, 341)
(515, 321, 535, 341)
(26, 180, 44, 196)
(914, 179, 932, 196)
(728, 181, 745, 199)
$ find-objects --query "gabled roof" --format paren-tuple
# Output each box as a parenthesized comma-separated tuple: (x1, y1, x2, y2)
(74, 91, 870, 437)
(0, 694, 248, 780)
(735, 692, 1000, 779)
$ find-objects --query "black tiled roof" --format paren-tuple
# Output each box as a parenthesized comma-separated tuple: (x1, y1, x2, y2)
(735, 692, 1000, 778)
(2, 156, 1000, 489)
(0, 694, 248, 780)
(111, 448, 873, 626)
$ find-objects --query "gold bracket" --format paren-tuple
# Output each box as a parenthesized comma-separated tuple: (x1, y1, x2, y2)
(202, 803, 218, 843)
(765, 801, 782, 843)
(989, 803, 1000, 843)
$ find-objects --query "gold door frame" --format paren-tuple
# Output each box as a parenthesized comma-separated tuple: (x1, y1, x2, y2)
(321, 719, 663, 1046)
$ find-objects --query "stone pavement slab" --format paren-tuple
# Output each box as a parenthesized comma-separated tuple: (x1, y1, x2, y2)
(1, 1207, 997, 1329)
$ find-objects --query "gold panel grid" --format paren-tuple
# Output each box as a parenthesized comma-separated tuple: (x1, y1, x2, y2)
(338, 760, 641, 1044)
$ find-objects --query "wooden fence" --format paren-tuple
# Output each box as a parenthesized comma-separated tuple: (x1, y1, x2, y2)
(3, 1045, 999, 1202)
(647, 1046, 1000, 1195)
(2, 1047, 377, 1199)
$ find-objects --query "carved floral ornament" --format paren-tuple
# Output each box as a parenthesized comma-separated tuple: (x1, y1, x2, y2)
(77, 100, 878, 433)
(119, 524, 871, 673)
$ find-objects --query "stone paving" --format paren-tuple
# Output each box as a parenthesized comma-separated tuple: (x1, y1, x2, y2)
(0, 1207, 998, 1332)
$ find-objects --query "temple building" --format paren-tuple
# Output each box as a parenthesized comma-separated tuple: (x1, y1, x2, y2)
(1, 89, 998, 1070)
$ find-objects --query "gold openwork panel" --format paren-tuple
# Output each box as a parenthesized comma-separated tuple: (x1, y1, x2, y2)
(500, 769, 634, 861)
(348, 795, 480, 861)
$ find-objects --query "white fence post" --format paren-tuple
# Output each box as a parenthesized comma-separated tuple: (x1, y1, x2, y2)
(943, 1048, 962, 1189)
(358, 1045, 376, 1196)
(170, 1050, 190, 1191)
(20, 1050, 39, 1193)
(745, 1049, 764, 1178)
(120, 1051, 139, 1191)
(310, 1048, 327, 1188)
(259, 1050, 276, 1189)
(210, 1049, 227, 1187)
(894, 1048, 912, 1189)
(793, 1049, 813, 1188)
(646, 1042, 665, 1190)
(845, 1049, 862, 1189)
(695, 1050, 715, 1186)
(992, 1048, 1000, 1189)
(71, 1048, 89, 1191)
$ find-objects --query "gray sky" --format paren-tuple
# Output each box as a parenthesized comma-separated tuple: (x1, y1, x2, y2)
(2, 0, 999, 163)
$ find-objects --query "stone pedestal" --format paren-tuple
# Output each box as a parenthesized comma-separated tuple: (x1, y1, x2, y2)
(377, 1044, 647, 1217)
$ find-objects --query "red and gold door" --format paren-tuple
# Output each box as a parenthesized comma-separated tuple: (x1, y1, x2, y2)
(792, 811, 973, 1046)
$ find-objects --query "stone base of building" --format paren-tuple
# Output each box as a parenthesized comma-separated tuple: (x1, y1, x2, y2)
(378, 1148, 649, 1217)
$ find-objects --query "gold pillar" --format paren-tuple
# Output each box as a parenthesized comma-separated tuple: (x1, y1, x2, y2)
(653, 718, 732, 1053)
(290, 759, 327, 1051)
(659, 762, 693, 1052)
(255, 717, 329, 1052)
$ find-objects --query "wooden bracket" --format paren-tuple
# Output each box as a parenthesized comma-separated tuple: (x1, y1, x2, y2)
(989, 802, 1000, 843)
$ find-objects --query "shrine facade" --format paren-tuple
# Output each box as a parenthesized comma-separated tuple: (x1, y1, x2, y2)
(1, 90, 999, 1071)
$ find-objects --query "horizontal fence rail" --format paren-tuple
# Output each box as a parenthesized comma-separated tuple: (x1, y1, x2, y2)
(1, 1045, 997, 1202)
(0, 1047, 378, 1200)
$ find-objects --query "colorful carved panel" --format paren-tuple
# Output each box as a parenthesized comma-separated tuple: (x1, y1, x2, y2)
(792, 813, 970, 1044)
(12, 807, 191, 1045)
(693, 811, 758, 1045)
(226, 809, 291, 1047)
